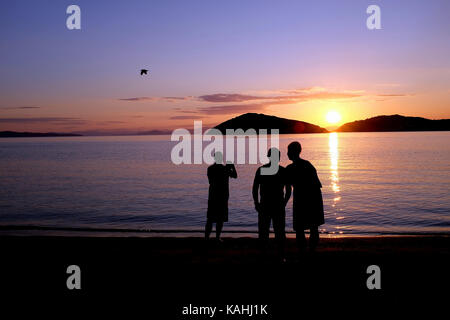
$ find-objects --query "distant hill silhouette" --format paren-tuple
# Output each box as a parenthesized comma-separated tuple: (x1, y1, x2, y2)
(137, 129, 172, 135)
(337, 115, 450, 132)
(0, 131, 82, 138)
(214, 113, 328, 134)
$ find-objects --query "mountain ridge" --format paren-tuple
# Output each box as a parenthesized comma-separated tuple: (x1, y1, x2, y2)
(336, 114, 450, 132)
(214, 113, 329, 134)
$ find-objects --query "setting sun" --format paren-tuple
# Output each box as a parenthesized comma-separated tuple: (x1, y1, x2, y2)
(326, 111, 342, 124)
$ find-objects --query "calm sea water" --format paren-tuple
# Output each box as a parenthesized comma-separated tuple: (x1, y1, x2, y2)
(0, 132, 449, 236)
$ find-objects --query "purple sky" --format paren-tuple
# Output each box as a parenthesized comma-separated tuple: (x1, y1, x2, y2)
(1, 0, 449, 133)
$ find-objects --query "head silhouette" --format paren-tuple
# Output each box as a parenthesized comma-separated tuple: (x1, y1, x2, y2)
(287, 141, 302, 161)
(214, 151, 223, 164)
(267, 147, 280, 165)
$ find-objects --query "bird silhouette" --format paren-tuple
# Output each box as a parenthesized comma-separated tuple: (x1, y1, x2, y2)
(140, 69, 149, 75)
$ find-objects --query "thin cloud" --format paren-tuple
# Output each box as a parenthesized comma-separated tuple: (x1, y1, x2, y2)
(280, 87, 326, 94)
(173, 110, 199, 114)
(1, 106, 41, 110)
(292, 92, 362, 101)
(118, 97, 155, 101)
(177, 91, 364, 116)
(96, 120, 127, 124)
(193, 92, 364, 115)
(0, 117, 87, 125)
(164, 96, 192, 101)
(119, 96, 191, 102)
(199, 94, 265, 103)
(196, 104, 265, 115)
(119, 87, 405, 106)
(198, 91, 362, 104)
(170, 115, 208, 120)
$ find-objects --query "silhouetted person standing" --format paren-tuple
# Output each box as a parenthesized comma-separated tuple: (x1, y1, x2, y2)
(205, 152, 237, 241)
(253, 148, 291, 259)
(286, 142, 324, 253)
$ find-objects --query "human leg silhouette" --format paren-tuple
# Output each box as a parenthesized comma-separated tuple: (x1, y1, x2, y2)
(216, 221, 223, 240)
(309, 227, 319, 252)
(296, 228, 307, 253)
(258, 212, 270, 240)
(273, 212, 286, 260)
(205, 219, 213, 239)
(258, 212, 271, 252)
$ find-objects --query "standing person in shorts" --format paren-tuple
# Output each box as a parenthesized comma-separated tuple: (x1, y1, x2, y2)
(253, 148, 291, 260)
(205, 151, 237, 241)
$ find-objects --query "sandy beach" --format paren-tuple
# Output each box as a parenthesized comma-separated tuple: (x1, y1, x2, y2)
(2, 235, 449, 311)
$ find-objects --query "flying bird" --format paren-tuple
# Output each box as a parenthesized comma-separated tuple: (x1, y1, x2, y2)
(140, 69, 149, 75)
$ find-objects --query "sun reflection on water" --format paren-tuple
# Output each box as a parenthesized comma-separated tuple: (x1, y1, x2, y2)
(328, 132, 344, 229)
(329, 132, 340, 194)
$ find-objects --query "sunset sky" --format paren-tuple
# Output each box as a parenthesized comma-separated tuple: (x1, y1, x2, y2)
(1, 0, 449, 134)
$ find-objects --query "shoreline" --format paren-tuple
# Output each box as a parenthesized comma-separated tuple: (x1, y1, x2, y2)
(1, 229, 450, 238)
(1, 224, 449, 238)
(2, 234, 449, 254)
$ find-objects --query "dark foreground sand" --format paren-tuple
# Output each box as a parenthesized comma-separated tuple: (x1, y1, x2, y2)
(1, 235, 449, 316)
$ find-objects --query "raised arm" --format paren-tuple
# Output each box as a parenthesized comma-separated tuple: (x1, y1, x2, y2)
(227, 163, 237, 179)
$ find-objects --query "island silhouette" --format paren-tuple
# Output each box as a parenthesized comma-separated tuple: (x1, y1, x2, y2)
(336, 114, 450, 132)
(214, 113, 329, 134)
